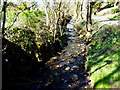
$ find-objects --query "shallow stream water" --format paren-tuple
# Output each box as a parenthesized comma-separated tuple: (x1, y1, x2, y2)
(10, 20, 91, 89)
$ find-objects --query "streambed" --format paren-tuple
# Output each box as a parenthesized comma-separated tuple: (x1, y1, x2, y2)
(8, 20, 92, 89)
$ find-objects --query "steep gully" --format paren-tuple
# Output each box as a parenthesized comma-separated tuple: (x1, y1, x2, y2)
(11, 20, 92, 89)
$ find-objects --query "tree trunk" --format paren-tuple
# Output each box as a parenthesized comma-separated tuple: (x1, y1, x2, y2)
(80, 0, 83, 21)
(45, 6, 49, 26)
(114, 0, 118, 6)
(59, 24, 62, 36)
(54, 0, 62, 42)
(89, 2, 95, 25)
(43, 0, 49, 26)
(56, 0, 62, 29)
(86, 2, 89, 32)
(76, 0, 79, 19)
(2, 1, 7, 36)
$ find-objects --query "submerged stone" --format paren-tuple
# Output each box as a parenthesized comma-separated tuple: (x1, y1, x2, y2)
(71, 74, 78, 81)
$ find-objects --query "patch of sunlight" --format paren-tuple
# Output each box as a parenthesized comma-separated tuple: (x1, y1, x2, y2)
(97, 55, 105, 60)
(86, 32, 91, 37)
(74, 51, 79, 55)
(101, 64, 116, 75)
(79, 35, 84, 38)
(45, 81, 53, 86)
(57, 52, 62, 55)
(111, 53, 118, 59)
(91, 70, 101, 80)
(113, 72, 119, 79)
(87, 56, 91, 60)
(97, 83, 110, 88)
(35, 53, 42, 62)
(52, 56, 58, 60)
(104, 56, 111, 60)
(90, 77, 94, 87)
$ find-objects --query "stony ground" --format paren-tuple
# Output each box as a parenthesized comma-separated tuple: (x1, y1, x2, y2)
(45, 22, 91, 88)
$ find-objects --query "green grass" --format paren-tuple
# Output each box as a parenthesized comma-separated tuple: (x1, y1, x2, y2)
(108, 13, 120, 20)
(111, 8, 119, 14)
(86, 24, 120, 88)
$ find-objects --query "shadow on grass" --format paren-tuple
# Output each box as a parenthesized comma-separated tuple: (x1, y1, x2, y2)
(99, 19, 118, 22)
(90, 63, 107, 75)
(88, 57, 104, 68)
(90, 60, 113, 75)
(94, 66, 120, 88)
(87, 24, 120, 88)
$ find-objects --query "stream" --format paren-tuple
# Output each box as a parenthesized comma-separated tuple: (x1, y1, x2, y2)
(9, 20, 91, 89)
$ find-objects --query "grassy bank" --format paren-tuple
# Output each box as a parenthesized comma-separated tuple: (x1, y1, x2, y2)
(86, 24, 120, 88)
(108, 13, 120, 20)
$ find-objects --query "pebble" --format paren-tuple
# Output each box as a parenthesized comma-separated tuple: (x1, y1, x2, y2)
(68, 84, 71, 87)
(68, 64, 74, 67)
(81, 62, 83, 64)
(65, 67, 70, 71)
(56, 65, 62, 68)
(50, 75, 53, 78)
(64, 80, 68, 83)
(71, 74, 78, 81)
(5, 59, 8, 62)
(54, 73, 59, 76)
(53, 56, 58, 60)
(56, 65, 59, 68)
(71, 66, 79, 71)
(88, 82, 92, 85)
(67, 62, 70, 64)
(84, 74, 87, 77)
(81, 49, 85, 52)
(78, 44, 81, 46)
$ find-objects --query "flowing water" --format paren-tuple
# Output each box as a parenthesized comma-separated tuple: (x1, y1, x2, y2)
(10, 20, 91, 89)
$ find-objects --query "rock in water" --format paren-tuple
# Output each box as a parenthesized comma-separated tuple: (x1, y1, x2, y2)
(65, 67, 70, 71)
(78, 44, 81, 47)
(71, 74, 78, 81)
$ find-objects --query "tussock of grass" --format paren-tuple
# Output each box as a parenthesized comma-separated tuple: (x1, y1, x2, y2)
(86, 24, 120, 88)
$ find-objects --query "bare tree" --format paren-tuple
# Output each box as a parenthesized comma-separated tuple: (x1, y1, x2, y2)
(2, 1, 7, 36)
(75, 0, 79, 19)
(89, 2, 95, 25)
(54, 0, 62, 42)
(86, 0, 89, 32)
(42, 0, 50, 27)
(80, 0, 83, 21)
